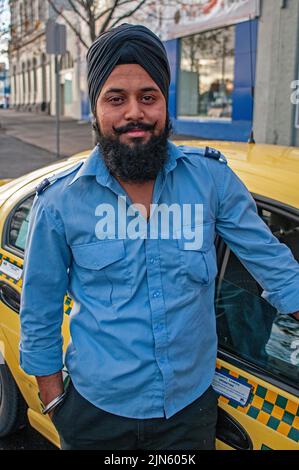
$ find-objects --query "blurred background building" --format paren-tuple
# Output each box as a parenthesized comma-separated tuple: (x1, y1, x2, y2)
(0, 62, 10, 108)
(5, 0, 299, 145)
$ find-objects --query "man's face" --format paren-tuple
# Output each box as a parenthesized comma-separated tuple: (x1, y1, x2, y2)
(95, 64, 167, 146)
(93, 63, 170, 183)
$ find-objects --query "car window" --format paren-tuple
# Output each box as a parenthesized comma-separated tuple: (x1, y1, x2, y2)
(6, 194, 35, 253)
(216, 207, 299, 387)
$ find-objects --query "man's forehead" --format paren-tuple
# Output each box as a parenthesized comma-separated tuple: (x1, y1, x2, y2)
(100, 64, 160, 95)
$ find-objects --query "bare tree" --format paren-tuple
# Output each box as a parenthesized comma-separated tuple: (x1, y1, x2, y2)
(45, 0, 195, 49)
(0, 0, 10, 59)
(45, 0, 149, 49)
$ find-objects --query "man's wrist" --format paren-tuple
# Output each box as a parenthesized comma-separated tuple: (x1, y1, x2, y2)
(36, 370, 64, 411)
(42, 392, 66, 415)
(290, 311, 299, 321)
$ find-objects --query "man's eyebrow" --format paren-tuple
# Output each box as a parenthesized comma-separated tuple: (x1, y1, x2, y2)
(103, 86, 160, 95)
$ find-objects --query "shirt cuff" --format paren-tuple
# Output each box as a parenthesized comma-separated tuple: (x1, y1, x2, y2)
(19, 344, 63, 376)
(262, 280, 299, 314)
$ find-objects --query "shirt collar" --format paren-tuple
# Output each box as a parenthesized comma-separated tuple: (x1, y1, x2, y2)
(68, 140, 185, 187)
(68, 145, 109, 186)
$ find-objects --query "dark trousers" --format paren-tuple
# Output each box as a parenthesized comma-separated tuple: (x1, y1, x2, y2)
(52, 381, 218, 450)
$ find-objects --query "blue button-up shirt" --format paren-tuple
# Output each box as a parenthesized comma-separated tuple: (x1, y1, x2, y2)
(20, 141, 299, 419)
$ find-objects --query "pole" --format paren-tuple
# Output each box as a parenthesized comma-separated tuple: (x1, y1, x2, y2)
(55, 54, 60, 159)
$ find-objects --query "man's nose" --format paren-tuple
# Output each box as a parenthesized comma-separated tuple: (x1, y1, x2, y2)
(124, 99, 144, 121)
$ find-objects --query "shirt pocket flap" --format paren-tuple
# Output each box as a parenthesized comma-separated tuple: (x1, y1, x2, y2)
(72, 239, 125, 270)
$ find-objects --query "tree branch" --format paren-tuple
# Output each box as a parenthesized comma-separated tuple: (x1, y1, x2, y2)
(94, 0, 133, 22)
(108, 0, 147, 30)
(99, 0, 120, 34)
(46, 0, 89, 49)
(66, 0, 89, 26)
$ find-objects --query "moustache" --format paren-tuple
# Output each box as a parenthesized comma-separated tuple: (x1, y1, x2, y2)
(113, 122, 155, 135)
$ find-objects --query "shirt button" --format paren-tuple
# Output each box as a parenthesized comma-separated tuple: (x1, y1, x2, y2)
(150, 257, 155, 264)
(153, 291, 160, 298)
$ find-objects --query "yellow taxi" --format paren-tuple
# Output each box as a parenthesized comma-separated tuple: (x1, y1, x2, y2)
(0, 141, 298, 450)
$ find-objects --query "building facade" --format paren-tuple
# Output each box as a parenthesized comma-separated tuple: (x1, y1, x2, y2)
(8, 0, 299, 145)
(155, 0, 257, 142)
(158, 0, 299, 145)
(253, 0, 299, 147)
(8, 0, 87, 119)
(0, 63, 10, 108)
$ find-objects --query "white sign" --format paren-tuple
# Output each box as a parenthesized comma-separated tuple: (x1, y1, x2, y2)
(212, 371, 252, 406)
(0, 259, 22, 281)
(166, 0, 260, 40)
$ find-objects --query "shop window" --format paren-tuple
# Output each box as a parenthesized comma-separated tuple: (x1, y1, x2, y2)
(179, 25, 235, 120)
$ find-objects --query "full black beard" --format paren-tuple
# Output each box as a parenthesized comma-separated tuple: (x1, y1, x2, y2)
(95, 119, 172, 183)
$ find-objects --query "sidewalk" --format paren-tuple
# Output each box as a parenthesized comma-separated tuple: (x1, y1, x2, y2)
(0, 108, 94, 158)
(0, 108, 197, 178)
(0, 108, 196, 158)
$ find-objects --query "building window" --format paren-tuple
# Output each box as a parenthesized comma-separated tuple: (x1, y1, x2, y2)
(27, 60, 31, 98)
(33, 58, 37, 101)
(64, 74, 73, 106)
(38, 0, 45, 21)
(22, 62, 26, 99)
(60, 51, 74, 70)
(178, 25, 235, 120)
(20, 3, 24, 34)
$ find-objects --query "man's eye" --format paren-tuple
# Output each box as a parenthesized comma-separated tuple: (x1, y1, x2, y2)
(142, 95, 155, 103)
(108, 97, 123, 104)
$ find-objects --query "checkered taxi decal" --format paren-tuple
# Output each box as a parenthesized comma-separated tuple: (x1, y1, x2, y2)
(0, 252, 22, 286)
(0, 251, 73, 315)
(216, 365, 299, 443)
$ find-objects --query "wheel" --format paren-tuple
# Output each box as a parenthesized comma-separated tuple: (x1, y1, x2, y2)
(0, 363, 28, 437)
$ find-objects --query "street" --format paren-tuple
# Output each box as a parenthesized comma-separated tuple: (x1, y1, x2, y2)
(0, 109, 94, 179)
(0, 425, 57, 450)
(0, 108, 192, 179)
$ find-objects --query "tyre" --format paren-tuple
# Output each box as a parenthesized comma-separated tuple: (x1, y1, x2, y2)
(0, 363, 28, 437)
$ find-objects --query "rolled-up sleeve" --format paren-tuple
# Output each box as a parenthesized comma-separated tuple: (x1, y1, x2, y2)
(215, 164, 299, 314)
(20, 195, 71, 376)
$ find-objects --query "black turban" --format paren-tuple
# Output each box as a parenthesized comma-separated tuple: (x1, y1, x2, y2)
(86, 23, 171, 115)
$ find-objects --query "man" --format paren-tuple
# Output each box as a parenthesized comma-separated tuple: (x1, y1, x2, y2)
(20, 24, 299, 450)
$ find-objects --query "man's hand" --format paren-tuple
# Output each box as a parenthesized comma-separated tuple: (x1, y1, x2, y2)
(291, 311, 299, 321)
(36, 371, 64, 420)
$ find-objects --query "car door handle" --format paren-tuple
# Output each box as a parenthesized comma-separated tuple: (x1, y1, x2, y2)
(0, 282, 20, 313)
(216, 407, 253, 450)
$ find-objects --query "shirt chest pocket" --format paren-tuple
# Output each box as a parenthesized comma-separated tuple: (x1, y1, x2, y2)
(177, 223, 218, 286)
(71, 239, 132, 306)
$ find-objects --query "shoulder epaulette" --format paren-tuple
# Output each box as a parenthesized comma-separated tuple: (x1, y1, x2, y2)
(204, 146, 227, 163)
(36, 161, 84, 195)
(179, 145, 227, 164)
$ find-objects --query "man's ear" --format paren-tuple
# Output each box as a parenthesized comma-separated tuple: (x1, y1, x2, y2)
(91, 117, 101, 145)
(91, 116, 98, 132)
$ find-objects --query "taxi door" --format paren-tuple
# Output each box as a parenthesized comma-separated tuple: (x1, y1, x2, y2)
(214, 201, 299, 450)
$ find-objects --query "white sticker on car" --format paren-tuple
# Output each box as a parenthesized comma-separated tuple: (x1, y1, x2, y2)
(212, 371, 252, 407)
(0, 260, 22, 281)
